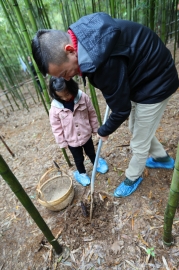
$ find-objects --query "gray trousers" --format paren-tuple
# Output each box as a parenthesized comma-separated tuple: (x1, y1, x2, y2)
(125, 96, 171, 181)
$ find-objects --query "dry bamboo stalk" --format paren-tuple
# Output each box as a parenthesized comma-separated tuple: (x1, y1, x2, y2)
(0, 136, 15, 157)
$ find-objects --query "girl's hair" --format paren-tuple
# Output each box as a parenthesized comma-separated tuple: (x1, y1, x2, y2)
(49, 77, 78, 101)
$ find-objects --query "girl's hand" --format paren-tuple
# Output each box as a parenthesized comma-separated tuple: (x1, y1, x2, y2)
(97, 134, 109, 142)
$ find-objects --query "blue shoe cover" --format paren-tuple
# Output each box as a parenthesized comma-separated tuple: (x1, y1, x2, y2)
(73, 171, 90, 186)
(146, 157, 174, 169)
(96, 158, 108, 174)
(113, 177, 143, 197)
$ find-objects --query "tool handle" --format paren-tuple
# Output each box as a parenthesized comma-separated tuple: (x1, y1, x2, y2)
(90, 105, 110, 193)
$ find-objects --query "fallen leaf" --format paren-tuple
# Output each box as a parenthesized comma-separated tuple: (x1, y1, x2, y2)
(110, 241, 123, 255)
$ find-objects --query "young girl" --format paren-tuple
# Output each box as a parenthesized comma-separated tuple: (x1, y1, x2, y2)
(49, 77, 108, 186)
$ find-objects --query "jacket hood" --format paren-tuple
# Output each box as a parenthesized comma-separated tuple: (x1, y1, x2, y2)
(51, 89, 82, 109)
(69, 12, 121, 73)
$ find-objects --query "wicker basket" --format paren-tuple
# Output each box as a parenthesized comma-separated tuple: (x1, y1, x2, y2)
(36, 168, 74, 211)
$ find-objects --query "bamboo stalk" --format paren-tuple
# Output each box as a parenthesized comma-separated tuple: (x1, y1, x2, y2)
(161, 0, 166, 42)
(109, 0, 115, 17)
(149, 0, 155, 30)
(88, 81, 102, 126)
(21, 0, 50, 113)
(71, 0, 79, 21)
(37, 0, 52, 28)
(0, 79, 14, 111)
(59, 1, 68, 31)
(173, 0, 178, 61)
(163, 141, 179, 246)
(61, 148, 73, 167)
(127, 0, 132, 21)
(0, 154, 63, 254)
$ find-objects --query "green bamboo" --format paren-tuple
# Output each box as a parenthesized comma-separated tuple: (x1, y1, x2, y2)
(92, 0, 96, 13)
(97, 0, 102, 12)
(73, 0, 80, 18)
(25, 0, 38, 31)
(0, 0, 38, 110)
(3, 65, 29, 111)
(29, 0, 44, 29)
(64, 1, 73, 26)
(163, 142, 179, 246)
(19, 0, 50, 113)
(160, 0, 166, 42)
(109, 0, 115, 17)
(127, 0, 132, 20)
(165, 1, 173, 44)
(0, 1, 30, 111)
(71, 0, 79, 21)
(59, 0, 68, 31)
(173, 0, 178, 61)
(136, 0, 139, 22)
(0, 80, 14, 111)
(37, 0, 52, 28)
(82, 0, 87, 15)
(155, 0, 161, 36)
(132, 0, 137, 22)
(0, 155, 63, 254)
(0, 66, 20, 110)
(88, 81, 102, 126)
(106, 0, 110, 14)
(61, 148, 73, 167)
(149, 0, 155, 30)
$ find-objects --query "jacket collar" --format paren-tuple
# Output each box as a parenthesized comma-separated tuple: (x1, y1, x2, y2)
(51, 89, 82, 109)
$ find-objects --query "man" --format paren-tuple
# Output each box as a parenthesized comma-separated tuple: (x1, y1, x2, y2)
(31, 12, 179, 197)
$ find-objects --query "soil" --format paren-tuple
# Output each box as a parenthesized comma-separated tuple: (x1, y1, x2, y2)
(0, 53, 179, 269)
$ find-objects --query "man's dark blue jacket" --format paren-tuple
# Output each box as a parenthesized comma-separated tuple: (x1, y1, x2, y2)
(70, 12, 179, 136)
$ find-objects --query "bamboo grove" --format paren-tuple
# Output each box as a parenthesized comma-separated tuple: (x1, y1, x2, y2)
(0, 0, 178, 115)
(0, 0, 179, 248)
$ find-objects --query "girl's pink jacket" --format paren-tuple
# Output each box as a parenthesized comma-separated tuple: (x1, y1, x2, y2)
(49, 90, 98, 148)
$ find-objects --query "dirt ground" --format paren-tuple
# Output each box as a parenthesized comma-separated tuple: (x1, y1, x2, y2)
(0, 58, 179, 269)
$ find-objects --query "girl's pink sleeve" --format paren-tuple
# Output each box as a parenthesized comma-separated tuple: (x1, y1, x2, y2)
(49, 108, 68, 148)
(85, 95, 99, 132)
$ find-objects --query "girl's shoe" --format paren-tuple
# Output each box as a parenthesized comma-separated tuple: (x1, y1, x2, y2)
(114, 177, 143, 197)
(146, 157, 174, 169)
(96, 158, 108, 174)
(73, 171, 90, 186)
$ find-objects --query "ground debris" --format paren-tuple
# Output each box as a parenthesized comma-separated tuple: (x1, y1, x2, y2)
(1, 84, 179, 269)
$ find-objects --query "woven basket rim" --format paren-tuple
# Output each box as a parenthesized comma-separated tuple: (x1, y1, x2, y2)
(37, 174, 73, 205)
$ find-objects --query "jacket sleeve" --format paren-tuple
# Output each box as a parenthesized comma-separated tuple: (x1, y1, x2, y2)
(49, 107, 68, 148)
(88, 56, 131, 137)
(84, 94, 99, 133)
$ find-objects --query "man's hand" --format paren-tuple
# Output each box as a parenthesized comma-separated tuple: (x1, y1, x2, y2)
(97, 134, 109, 142)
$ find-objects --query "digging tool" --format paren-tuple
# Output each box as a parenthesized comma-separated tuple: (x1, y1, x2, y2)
(90, 105, 110, 221)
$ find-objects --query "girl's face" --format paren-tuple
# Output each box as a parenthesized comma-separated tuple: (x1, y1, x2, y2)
(55, 89, 73, 102)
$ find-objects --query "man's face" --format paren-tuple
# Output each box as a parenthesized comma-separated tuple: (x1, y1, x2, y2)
(48, 51, 79, 81)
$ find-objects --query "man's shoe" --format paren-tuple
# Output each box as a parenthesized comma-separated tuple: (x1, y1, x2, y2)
(113, 177, 143, 197)
(146, 157, 174, 169)
(96, 157, 108, 174)
(73, 171, 90, 186)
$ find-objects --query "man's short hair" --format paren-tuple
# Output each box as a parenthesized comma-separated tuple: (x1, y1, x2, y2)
(31, 29, 70, 76)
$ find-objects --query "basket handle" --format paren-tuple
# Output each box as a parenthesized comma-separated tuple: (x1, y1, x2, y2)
(36, 187, 57, 211)
(38, 167, 55, 188)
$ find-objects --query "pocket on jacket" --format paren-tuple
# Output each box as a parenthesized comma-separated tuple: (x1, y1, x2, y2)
(78, 105, 88, 119)
(60, 112, 69, 126)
